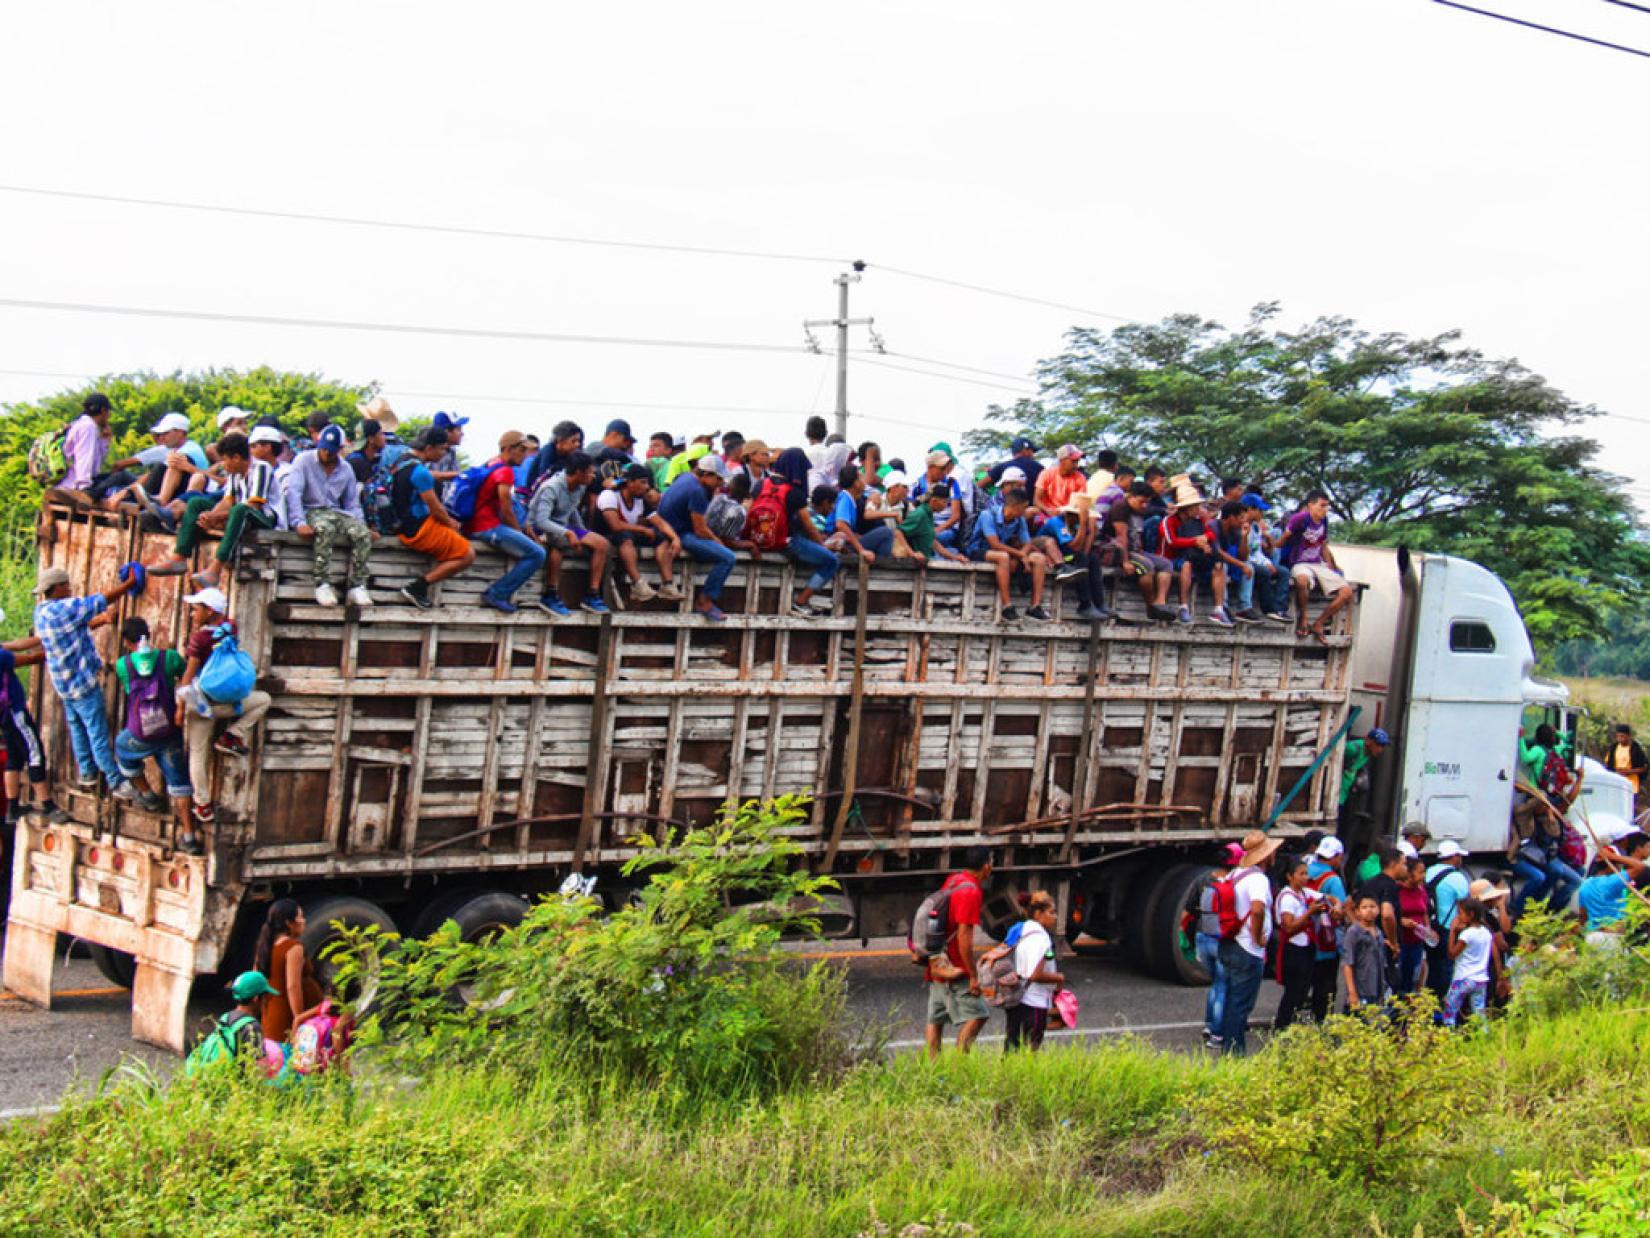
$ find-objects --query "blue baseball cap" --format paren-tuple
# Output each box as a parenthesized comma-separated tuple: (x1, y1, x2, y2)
(433, 411, 469, 431)
(604, 418, 634, 441)
(1240, 492, 1271, 511)
(1367, 727, 1392, 746)
(316, 424, 345, 453)
(1010, 435, 1036, 453)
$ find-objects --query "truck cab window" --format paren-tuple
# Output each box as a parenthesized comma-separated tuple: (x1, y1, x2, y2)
(1449, 620, 1495, 653)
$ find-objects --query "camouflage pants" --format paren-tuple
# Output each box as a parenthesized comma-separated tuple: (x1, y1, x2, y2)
(304, 507, 372, 587)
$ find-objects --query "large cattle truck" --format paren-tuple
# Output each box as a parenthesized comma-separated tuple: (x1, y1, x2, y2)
(1, 502, 1579, 1050)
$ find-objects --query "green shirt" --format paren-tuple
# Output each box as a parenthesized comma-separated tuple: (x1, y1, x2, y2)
(1518, 736, 1549, 788)
(113, 647, 185, 693)
(1339, 737, 1371, 806)
(1353, 852, 1381, 886)
(899, 503, 937, 556)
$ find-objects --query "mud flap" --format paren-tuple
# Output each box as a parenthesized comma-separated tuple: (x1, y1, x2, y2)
(132, 960, 192, 1053)
(0, 919, 56, 1008)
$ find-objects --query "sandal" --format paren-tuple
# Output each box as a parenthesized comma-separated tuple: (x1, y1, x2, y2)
(1295, 622, 1310, 640)
(1312, 626, 1330, 646)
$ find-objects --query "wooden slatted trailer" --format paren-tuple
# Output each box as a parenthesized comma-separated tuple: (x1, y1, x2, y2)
(5, 501, 1356, 1049)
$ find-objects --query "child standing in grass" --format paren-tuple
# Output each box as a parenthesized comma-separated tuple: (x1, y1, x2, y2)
(1444, 898, 1497, 1027)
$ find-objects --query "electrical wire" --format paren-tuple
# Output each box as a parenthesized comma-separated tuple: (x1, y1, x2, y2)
(1600, 0, 1650, 17)
(853, 356, 1036, 395)
(1432, 0, 1650, 59)
(866, 350, 1036, 384)
(869, 264, 1137, 323)
(0, 185, 851, 266)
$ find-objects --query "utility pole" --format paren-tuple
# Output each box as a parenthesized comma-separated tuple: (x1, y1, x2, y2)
(804, 260, 878, 441)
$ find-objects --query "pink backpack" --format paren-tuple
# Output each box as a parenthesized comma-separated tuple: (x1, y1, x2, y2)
(1052, 987, 1079, 1030)
(289, 1001, 347, 1075)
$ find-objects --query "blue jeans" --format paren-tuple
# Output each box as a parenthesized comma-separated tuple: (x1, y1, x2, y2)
(475, 525, 547, 602)
(1397, 941, 1427, 994)
(1196, 932, 1226, 1037)
(1510, 857, 1550, 916)
(1218, 938, 1265, 1055)
(787, 535, 840, 592)
(680, 533, 736, 601)
(62, 691, 124, 786)
(862, 525, 895, 558)
(114, 729, 193, 798)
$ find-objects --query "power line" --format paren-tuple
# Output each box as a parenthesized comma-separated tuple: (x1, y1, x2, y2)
(869, 350, 1036, 384)
(870, 264, 1137, 323)
(0, 185, 851, 266)
(853, 355, 1037, 395)
(1600, 0, 1650, 17)
(1433, 0, 1650, 59)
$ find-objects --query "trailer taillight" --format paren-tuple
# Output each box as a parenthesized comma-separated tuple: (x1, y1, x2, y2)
(41, 832, 55, 852)
(1069, 891, 1086, 926)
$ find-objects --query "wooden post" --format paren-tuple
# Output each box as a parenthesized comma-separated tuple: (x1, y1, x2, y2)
(821, 557, 869, 872)
(572, 616, 615, 872)
(1061, 620, 1103, 861)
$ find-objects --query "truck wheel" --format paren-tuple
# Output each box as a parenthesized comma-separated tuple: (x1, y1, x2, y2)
(1140, 862, 1213, 987)
(88, 943, 137, 989)
(446, 892, 530, 943)
(301, 895, 397, 1003)
(411, 887, 485, 940)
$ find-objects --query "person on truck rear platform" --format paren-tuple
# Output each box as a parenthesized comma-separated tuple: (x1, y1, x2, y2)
(0, 635, 67, 826)
(394, 428, 477, 610)
(111, 616, 196, 849)
(28, 564, 142, 804)
(467, 430, 546, 616)
(176, 586, 272, 835)
(924, 845, 995, 1058)
(282, 424, 376, 609)
(1338, 727, 1390, 841)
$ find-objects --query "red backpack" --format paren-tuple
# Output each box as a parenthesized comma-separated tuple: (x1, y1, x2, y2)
(1211, 866, 1256, 940)
(747, 479, 792, 552)
(1304, 872, 1340, 953)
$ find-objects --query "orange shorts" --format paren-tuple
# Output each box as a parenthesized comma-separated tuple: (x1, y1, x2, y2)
(399, 517, 472, 563)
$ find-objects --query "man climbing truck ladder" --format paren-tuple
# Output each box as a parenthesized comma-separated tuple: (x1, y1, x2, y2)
(3, 503, 1587, 1052)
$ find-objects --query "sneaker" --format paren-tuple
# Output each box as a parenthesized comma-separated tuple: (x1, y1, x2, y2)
(4, 806, 21, 827)
(176, 832, 205, 857)
(1208, 607, 1235, 628)
(537, 594, 572, 618)
(480, 593, 518, 615)
(1076, 605, 1111, 622)
(1202, 1031, 1224, 1049)
(580, 595, 611, 615)
(1026, 604, 1051, 621)
(346, 586, 374, 608)
(1176, 606, 1192, 625)
(806, 594, 834, 612)
(133, 487, 176, 530)
(401, 580, 434, 610)
(213, 732, 250, 758)
(1001, 605, 1020, 622)
(630, 579, 657, 603)
(1055, 564, 1083, 583)
(1265, 611, 1291, 624)
(656, 583, 685, 602)
(1148, 603, 1179, 623)
(136, 790, 166, 813)
(314, 583, 340, 607)
(110, 781, 139, 803)
(790, 603, 814, 618)
(1236, 608, 1264, 624)
(699, 603, 728, 623)
(190, 801, 216, 826)
(42, 802, 69, 824)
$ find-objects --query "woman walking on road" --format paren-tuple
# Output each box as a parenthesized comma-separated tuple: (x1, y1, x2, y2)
(254, 898, 324, 1044)
(1005, 891, 1064, 1052)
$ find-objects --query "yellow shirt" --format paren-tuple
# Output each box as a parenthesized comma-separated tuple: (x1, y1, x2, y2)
(1610, 742, 1641, 793)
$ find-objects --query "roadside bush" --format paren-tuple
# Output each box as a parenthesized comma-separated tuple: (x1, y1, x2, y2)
(1190, 997, 1479, 1184)
(1507, 900, 1650, 1020)
(329, 796, 859, 1098)
(1469, 1149, 1650, 1236)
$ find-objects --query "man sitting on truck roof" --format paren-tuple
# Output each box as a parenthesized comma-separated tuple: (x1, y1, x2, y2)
(598, 463, 684, 604)
(1278, 489, 1355, 644)
(393, 428, 477, 610)
(1104, 482, 1177, 623)
(967, 487, 1050, 623)
(467, 431, 546, 617)
(283, 425, 375, 609)
(658, 454, 738, 623)
(527, 450, 612, 618)
(146, 433, 277, 593)
(29, 564, 143, 804)
(176, 586, 273, 835)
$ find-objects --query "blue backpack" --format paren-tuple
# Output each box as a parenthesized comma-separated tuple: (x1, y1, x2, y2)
(198, 623, 256, 708)
(443, 464, 497, 523)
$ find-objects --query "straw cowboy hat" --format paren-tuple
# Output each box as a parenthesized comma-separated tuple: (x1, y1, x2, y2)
(1238, 829, 1282, 868)
(1169, 473, 1205, 509)
(1468, 878, 1508, 903)
(1059, 492, 1095, 518)
(356, 396, 400, 432)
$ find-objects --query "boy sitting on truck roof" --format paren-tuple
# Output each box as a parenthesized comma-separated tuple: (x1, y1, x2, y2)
(111, 616, 197, 851)
(466, 431, 546, 617)
(176, 586, 273, 835)
(146, 432, 278, 593)
(967, 488, 1050, 623)
(393, 428, 477, 610)
(1278, 489, 1355, 644)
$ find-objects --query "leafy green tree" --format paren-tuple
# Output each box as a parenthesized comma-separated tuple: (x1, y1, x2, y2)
(966, 305, 1649, 647)
(0, 367, 374, 519)
(1551, 611, 1650, 682)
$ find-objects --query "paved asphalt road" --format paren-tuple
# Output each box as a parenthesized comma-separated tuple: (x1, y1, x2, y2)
(0, 937, 1281, 1116)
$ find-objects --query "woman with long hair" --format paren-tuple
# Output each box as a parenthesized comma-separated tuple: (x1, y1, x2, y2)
(254, 898, 323, 1042)
(1005, 891, 1064, 1052)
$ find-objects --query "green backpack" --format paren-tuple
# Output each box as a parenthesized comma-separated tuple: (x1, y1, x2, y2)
(26, 426, 69, 486)
(183, 1013, 259, 1075)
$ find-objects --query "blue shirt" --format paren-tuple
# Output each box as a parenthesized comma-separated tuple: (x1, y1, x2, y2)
(658, 473, 710, 537)
(0, 648, 26, 712)
(33, 593, 109, 702)
(832, 490, 860, 535)
(407, 463, 436, 523)
(967, 506, 1028, 559)
(1578, 872, 1631, 929)
(1425, 864, 1471, 931)
(1306, 862, 1348, 960)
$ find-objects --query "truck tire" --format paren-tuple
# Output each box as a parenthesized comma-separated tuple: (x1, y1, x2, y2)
(88, 943, 137, 989)
(1140, 862, 1213, 987)
(446, 892, 530, 943)
(301, 895, 397, 1000)
(411, 887, 485, 939)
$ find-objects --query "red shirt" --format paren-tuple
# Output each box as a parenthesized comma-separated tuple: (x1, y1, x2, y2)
(926, 872, 984, 979)
(466, 462, 518, 535)
(185, 619, 234, 664)
(1398, 884, 1431, 946)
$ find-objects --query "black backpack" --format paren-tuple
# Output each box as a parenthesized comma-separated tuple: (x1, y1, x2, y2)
(381, 456, 424, 536)
(1425, 868, 1455, 937)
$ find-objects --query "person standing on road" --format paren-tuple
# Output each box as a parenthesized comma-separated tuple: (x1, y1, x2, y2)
(254, 898, 325, 1045)
(1271, 856, 1320, 1031)
(1304, 837, 1348, 1023)
(1193, 842, 1243, 1049)
(1005, 890, 1063, 1052)
(1219, 830, 1280, 1055)
(924, 846, 994, 1059)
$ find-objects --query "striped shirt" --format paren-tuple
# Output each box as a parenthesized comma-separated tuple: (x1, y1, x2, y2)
(32, 593, 108, 701)
(228, 458, 276, 507)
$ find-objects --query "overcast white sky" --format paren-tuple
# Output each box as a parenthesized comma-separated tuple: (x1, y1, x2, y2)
(2, 0, 1647, 510)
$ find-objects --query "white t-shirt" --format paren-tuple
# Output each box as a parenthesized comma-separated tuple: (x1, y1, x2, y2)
(1235, 869, 1273, 959)
(1012, 921, 1056, 1010)
(1453, 924, 1493, 984)
(1277, 887, 1311, 948)
(596, 487, 644, 527)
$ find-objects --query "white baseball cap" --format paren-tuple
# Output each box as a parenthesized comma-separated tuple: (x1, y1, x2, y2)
(999, 466, 1027, 485)
(1436, 840, 1467, 859)
(149, 412, 191, 435)
(182, 586, 230, 614)
(1397, 840, 1418, 860)
(1314, 837, 1344, 859)
(217, 406, 250, 429)
(248, 425, 286, 446)
(881, 470, 909, 489)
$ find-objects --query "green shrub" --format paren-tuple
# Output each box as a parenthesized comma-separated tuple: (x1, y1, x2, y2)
(328, 796, 859, 1098)
(1507, 901, 1650, 1021)
(1189, 997, 1479, 1184)
(1470, 1149, 1650, 1236)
